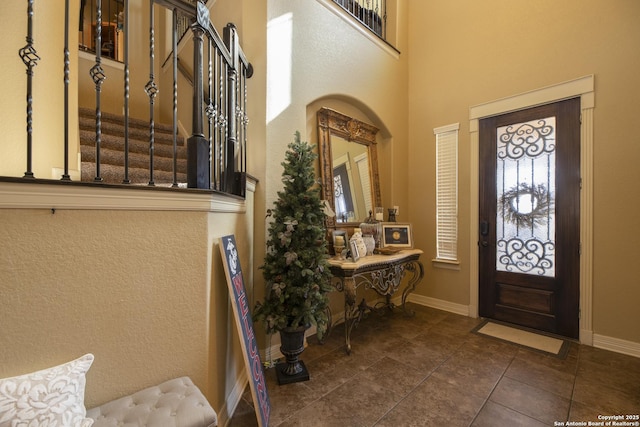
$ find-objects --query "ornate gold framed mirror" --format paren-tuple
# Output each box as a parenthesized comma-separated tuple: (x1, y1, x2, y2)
(317, 107, 381, 228)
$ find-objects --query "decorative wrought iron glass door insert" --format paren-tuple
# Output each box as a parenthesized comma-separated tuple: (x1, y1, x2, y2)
(496, 116, 556, 278)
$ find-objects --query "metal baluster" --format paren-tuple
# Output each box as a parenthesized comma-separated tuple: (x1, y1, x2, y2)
(235, 61, 242, 189)
(145, 0, 158, 186)
(223, 24, 238, 195)
(205, 40, 215, 189)
(212, 51, 220, 191)
(242, 65, 249, 193)
(19, 0, 40, 179)
(90, 0, 106, 182)
(123, 0, 130, 184)
(219, 59, 227, 192)
(380, 0, 387, 38)
(171, 8, 178, 187)
(62, 0, 71, 181)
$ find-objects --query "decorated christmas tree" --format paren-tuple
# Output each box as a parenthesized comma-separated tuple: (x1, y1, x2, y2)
(254, 131, 333, 341)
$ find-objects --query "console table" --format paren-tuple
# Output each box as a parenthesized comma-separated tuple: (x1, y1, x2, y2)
(327, 249, 424, 354)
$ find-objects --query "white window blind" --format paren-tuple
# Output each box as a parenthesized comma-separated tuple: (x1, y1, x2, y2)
(434, 123, 459, 262)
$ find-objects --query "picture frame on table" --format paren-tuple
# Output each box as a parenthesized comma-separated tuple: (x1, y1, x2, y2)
(349, 239, 361, 262)
(381, 223, 413, 248)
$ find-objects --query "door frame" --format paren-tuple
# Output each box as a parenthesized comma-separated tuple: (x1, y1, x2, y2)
(469, 75, 595, 345)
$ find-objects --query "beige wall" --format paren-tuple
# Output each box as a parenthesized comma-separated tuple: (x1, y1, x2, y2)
(0, 204, 250, 410)
(407, 0, 640, 344)
(252, 0, 410, 351)
(0, 209, 206, 406)
(0, 0, 81, 179)
(265, 0, 409, 213)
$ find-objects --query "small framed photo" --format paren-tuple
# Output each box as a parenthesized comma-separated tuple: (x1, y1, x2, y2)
(349, 239, 361, 262)
(381, 223, 413, 248)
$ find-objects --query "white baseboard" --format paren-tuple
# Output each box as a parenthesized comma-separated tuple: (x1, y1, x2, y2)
(593, 333, 640, 359)
(580, 328, 594, 346)
(404, 294, 470, 316)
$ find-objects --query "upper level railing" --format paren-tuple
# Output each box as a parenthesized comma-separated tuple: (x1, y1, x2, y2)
(10, 0, 252, 196)
(332, 0, 386, 39)
(79, 0, 196, 62)
(79, 0, 125, 62)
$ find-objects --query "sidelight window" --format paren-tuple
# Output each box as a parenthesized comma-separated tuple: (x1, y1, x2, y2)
(434, 123, 459, 263)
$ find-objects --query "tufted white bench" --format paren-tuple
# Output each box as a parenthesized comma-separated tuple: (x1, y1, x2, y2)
(87, 376, 217, 427)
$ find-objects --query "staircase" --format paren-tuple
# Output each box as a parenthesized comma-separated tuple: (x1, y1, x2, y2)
(79, 108, 187, 185)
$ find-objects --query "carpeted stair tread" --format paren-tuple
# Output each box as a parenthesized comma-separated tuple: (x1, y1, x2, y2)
(79, 130, 187, 159)
(78, 115, 183, 148)
(79, 119, 181, 147)
(79, 107, 175, 134)
(79, 108, 187, 185)
(81, 145, 186, 172)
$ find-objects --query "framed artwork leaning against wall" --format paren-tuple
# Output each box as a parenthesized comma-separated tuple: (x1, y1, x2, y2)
(381, 223, 413, 248)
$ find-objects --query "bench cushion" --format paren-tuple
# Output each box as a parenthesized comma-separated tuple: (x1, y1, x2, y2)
(87, 377, 217, 427)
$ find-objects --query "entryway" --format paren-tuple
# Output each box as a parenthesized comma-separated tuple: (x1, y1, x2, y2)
(467, 76, 596, 344)
(478, 98, 581, 339)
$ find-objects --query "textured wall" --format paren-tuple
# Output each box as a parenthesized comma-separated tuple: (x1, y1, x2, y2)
(0, 209, 210, 408)
(0, 199, 257, 418)
(265, 0, 409, 216)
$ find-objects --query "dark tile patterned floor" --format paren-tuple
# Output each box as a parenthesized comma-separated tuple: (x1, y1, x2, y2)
(230, 304, 640, 426)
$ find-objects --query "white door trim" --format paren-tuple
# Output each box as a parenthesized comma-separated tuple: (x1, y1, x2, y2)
(468, 75, 595, 345)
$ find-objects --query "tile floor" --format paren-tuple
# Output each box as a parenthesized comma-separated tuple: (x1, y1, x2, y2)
(230, 304, 640, 426)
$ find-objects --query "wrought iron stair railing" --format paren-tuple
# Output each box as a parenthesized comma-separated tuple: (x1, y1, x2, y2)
(11, 0, 252, 196)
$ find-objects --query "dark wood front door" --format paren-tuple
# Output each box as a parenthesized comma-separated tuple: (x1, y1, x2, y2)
(479, 98, 581, 339)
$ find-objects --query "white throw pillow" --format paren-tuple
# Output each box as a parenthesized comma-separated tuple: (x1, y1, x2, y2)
(0, 353, 95, 427)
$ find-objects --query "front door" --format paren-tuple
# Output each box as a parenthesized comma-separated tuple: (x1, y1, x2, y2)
(479, 98, 580, 339)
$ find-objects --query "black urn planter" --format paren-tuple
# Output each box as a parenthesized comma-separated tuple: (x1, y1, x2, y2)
(276, 326, 310, 385)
